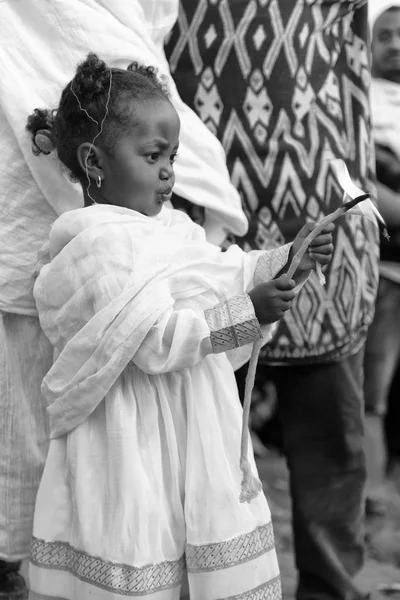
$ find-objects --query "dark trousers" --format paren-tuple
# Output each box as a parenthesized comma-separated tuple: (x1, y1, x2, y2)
(237, 349, 366, 600)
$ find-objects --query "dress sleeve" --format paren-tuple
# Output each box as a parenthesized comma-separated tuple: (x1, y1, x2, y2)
(251, 245, 292, 287)
(247, 243, 310, 291)
(224, 242, 313, 371)
(133, 294, 262, 375)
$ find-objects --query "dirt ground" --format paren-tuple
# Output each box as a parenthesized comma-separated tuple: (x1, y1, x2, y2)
(256, 450, 400, 599)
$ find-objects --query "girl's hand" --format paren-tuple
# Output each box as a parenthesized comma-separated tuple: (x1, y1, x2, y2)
(248, 274, 296, 324)
(292, 222, 335, 272)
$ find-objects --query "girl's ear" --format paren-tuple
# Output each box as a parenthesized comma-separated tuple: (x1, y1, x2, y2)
(77, 143, 105, 182)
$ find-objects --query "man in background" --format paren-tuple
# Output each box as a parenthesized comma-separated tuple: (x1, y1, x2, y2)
(364, 1, 400, 515)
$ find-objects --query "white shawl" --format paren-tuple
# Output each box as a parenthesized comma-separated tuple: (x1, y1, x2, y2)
(34, 206, 260, 439)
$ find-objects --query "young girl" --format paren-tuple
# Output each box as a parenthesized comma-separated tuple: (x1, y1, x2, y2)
(26, 54, 333, 600)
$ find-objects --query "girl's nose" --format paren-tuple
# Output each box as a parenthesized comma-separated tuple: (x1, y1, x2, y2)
(160, 165, 173, 180)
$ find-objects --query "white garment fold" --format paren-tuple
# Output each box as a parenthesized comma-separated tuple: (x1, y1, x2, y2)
(0, 0, 247, 316)
(371, 78, 400, 162)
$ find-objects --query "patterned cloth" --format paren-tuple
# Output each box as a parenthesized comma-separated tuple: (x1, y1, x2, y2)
(166, 0, 379, 364)
(205, 294, 263, 352)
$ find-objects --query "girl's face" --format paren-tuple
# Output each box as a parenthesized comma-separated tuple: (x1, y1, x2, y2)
(99, 98, 180, 216)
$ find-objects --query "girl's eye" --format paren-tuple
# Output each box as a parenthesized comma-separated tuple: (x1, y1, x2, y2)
(147, 152, 160, 163)
(170, 153, 178, 164)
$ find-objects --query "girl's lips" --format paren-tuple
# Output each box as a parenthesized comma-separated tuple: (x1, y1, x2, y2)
(158, 190, 173, 203)
(159, 188, 172, 196)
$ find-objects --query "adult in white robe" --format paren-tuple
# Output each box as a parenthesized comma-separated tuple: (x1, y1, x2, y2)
(0, 0, 247, 577)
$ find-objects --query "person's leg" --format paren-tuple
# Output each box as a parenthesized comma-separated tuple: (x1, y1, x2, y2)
(364, 278, 400, 509)
(0, 560, 26, 600)
(385, 364, 400, 473)
(270, 350, 366, 600)
(0, 312, 53, 597)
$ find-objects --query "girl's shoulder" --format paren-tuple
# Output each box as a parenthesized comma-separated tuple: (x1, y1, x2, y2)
(48, 205, 147, 257)
(48, 207, 89, 258)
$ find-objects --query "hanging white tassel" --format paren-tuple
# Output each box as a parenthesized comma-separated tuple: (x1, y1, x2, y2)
(239, 338, 264, 503)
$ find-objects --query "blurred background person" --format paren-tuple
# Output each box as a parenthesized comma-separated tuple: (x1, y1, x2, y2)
(364, 0, 400, 516)
(166, 2, 379, 599)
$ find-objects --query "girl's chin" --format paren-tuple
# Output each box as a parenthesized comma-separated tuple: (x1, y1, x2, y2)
(145, 204, 164, 217)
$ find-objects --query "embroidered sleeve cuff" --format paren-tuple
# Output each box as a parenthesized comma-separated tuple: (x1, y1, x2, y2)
(254, 244, 292, 286)
(204, 294, 263, 354)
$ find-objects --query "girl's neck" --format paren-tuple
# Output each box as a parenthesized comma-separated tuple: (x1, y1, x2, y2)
(82, 188, 108, 207)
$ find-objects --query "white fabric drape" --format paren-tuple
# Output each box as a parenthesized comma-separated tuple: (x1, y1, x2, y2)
(0, 0, 247, 317)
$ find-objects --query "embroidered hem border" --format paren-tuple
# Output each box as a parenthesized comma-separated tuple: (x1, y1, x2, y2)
(30, 523, 276, 594)
(218, 575, 282, 600)
(186, 522, 275, 573)
(29, 576, 282, 600)
(30, 537, 185, 595)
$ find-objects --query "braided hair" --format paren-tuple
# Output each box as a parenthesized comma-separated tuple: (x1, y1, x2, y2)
(26, 53, 170, 182)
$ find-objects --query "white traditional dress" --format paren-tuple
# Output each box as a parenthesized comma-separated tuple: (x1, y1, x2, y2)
(29, 205, 290, 600)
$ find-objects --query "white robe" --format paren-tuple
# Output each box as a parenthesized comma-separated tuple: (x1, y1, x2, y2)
(29, 206, 289, 600)
(370, 78, 400, 162)
(0, 0, 248, 560)
(0, 0, 247, 317)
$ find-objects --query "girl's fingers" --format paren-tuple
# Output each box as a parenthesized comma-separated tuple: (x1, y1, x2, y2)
(309, 253, 332, 264)
(310, 234, 333, 247)
(278, 289, 296, 302)
(277, 299, 292, 312)
(309, 242, 334, 262)
(274, 275, 296, 290)
(309, 243, 334, 255)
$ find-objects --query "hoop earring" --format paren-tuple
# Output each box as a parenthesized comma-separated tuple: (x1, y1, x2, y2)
(96, 175, 102, 188)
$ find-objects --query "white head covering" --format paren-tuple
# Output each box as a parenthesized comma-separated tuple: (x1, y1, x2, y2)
(369, 0, 400, 30)
(369, 0, 400, 160)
